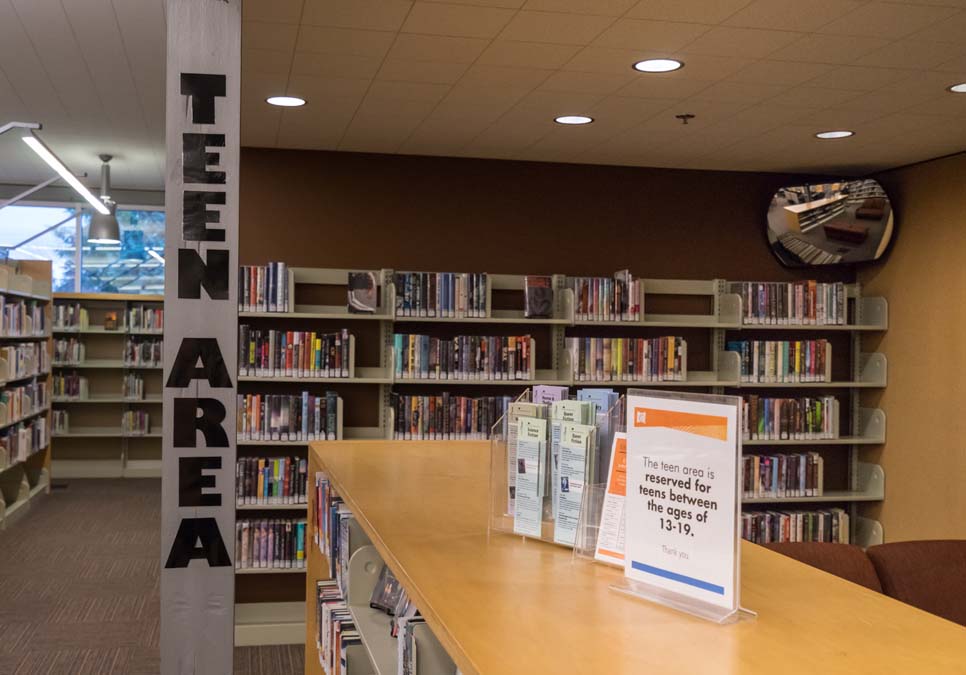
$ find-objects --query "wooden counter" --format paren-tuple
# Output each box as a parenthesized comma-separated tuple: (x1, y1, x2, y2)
(306, 440, 966, 675)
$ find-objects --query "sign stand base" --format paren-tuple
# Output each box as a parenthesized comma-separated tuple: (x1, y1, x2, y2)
(609, 579, 757, 624)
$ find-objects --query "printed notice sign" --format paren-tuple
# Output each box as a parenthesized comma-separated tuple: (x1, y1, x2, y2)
(594, 432, 627, 566)
(623, 393, 740, 613)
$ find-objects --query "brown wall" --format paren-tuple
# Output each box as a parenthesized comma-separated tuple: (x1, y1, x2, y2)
(860, 152, 966, 542)
(240, 148, 848, 283)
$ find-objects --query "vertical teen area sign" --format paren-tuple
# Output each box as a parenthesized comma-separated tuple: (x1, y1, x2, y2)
(162, 0, 239, 672)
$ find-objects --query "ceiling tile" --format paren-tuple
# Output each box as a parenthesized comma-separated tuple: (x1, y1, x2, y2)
(243, 48, 295, 76)
(512, 89, 607, 118)
(586, 95, 670, 128)
(419, 0, 524, 7)
(296, 26, 397, 58)
(796, 106, 893, 128)
(853, 39, 966, 70)
(769, 85, 862, 108)
(664, 52, 755, 80)
(934, 52, 966, 74)
(302, 0, 413, 31)
(498, 11, 615, 45)
(727, 60, 832, 86)
(689, 80, 787, 104)
(562, 46, 666, 75)
(292, 51, 384, 78)
(724, 0, 864, 32)
(287, 74, 372, 100)
(683, 26, 801, 59)
(707, 102, 818, 135)
(879, 69, 965, 97)
(632, 97, 749, 130)
(592, 19, 711, 51)
(241, 100, 282, 147)
(900, 93, 966, 118)
(387, 33, 489, 62)
(625, 0, 752, 24)
(366, 80, 452, 104)
(432, 84, 531, 121)
(768, 34, 891, 64)
(819, 2, 957, 40)
(539, 70, 635, 95)
(401, 3, 515, 39)
(907, 9, 966, 43)
(244, 0, 305, 24)
(523, 0, 640, 16)
(377, 59, 471, 83)
(460, 64, 554, 88)
(809, 65, 915, 92)
(616, 75, 714, 100)
(276, 97, 361, 149)
(244, 20, 299, 52)
(477, 40, 582, 68)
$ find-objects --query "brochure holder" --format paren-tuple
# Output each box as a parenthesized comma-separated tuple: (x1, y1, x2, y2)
(608, 389, 756, 625)
(488, 390, 623, 547)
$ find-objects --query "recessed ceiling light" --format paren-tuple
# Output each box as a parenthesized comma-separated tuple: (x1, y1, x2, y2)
(554, 115, 593, 125)
(948, 82, 966, 93)
(266, 96, 306, 107)
(633, 58, 684, 73)
(815, 130, 854, 139)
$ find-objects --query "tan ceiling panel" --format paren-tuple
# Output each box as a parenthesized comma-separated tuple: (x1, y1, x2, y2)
(592, 19, 711, 51)
(819, 2, 956, 40)
(287, 74, 372, 100)
(893, 93, 966, 119)
(476, 40, 582, 69)
(796, 106, 892, 129)
(366, 80, 452, 104)
(727, 60, 832, 86)
(401, 3, 515, 39)
(711, 103, 820, 134)
(523, 0, 638, 16)
(723, 0, 863, 32)
(664, 52, 754, 80)
(625, 0, 752, 24)
(907, 9, 966, 43)
(296, 26, 397, 58)
(769, 34, 891, 64)
(769, 85, 862, 108)
(243, 48, 295, 76)
(240, 102, 283, 148)
(459, 64, 554, 88)
(538, 70, 636, 95)
(276, 98, 361, 149)
(853, 39, 966, 70)
(934, 52, 966, 74)
(292, 51, 385, 78)
(377, 59, 471, 84)
(810, 65, 916, 92)
(302, 0, 413, 31)
(562, 46, 667, 75)
(690, 80, 787, 104)
(498, 11, 615, 45)
(683, 26, 800, 59)
(586, 95, 671, 127)
(387, 33, 489, 63)
(419, 0, 525, 8)
(616, 75, 714, 100)
(243, 0, 305, 24)
(244, 20, 299, 52)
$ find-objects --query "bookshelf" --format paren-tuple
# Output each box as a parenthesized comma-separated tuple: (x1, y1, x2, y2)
(0, 260, 53, 529)
(50, 293, 163, 478)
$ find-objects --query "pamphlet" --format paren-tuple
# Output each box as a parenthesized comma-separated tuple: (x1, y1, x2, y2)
(594, 432, 627, 566)
(553, 421, 595, 546)
(513, 416, 547, 537)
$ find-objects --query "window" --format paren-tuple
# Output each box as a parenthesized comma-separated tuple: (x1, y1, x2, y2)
(0, 203, 164, 294)
(81, 208, 165, 294)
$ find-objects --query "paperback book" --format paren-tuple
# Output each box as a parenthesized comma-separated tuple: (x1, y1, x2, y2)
(236, 391, 340, 441)
(393, 334, 534, 380)
(236, 456, 308, 505)
(730, 280, 846, 326)
(235, 517, 307, 569)
(566, 336, 686, 382)
(239, 262, 289, 313)
(394, 271, 487, 318)
(727, 339, 830, 383)
(390, 393, 511, 440)
(238, 326, 351, 378)
(742, 508, 848, 545)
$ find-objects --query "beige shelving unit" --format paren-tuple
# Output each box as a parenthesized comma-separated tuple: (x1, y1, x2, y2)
(51, 293, 163, 478)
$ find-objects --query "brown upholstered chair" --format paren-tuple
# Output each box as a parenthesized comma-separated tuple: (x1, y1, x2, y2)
(762, 542, 882, 592)
(866, 540, 966, 626)
(856, 197, 886, 219)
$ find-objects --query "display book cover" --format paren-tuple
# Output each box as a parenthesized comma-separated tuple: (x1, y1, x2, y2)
(524, 275, 554, 318)
(347, 271, 378, 313)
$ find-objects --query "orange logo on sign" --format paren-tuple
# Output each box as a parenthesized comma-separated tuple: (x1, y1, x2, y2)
(633, 407, 727, 441)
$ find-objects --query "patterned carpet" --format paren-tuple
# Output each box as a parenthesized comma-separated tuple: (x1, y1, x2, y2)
(0, 479, 303, 674)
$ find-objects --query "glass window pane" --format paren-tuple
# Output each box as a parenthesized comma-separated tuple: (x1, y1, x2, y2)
(0, 205, 77, 292)
(81, 208, 165, 294)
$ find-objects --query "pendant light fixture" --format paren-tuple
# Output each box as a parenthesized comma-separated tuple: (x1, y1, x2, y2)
(88, 154, 120, 244)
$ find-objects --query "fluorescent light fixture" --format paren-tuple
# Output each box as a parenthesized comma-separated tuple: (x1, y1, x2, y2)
(554, 115, 593, 125)
(266, 96, 306, 107)
(815, 130, 854, 139)
(148, 249, 165, 265)
(948, 82, 966, 93)
(21, 135, 110, 215)
(633, 58, 683, 73)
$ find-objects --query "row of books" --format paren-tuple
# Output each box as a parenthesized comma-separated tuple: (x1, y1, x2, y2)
(0, 417, 47, 468)
(742, 452, 824, 499)
(569, 270, 642, 322)
(393, 271, 487, 318)
(741, 508, 849, 545)
(742, 395, 839, 441)
(239, 262, 290, 313)
(315, 579, 359, 675)
(1, 299, 46, 337)
(315, 472, 343, 579)
(52, 410, 69, 434)
(235, 456, 308, 506)
(567, 336, 687, 382)
(0, 343, 49, 380)
(123, 373, 145, 400)
(730, 281, 847, 326)
(393, 334, 534, 381)
(0, 381, 47, 427)
(727, 339, 830, 383)
(235, 517, 307, 569)
(54, 373, 150, 401)
(52, 304, 89, 330)
(236, 392, 340, 441)
(238, 326, 351, 378)
(124, 337, 162, 367)
(121, 411, 151, 435)
(53, 338, 84, 365)
(390, 393, 512, 440)
(127, 305, 163, 332)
